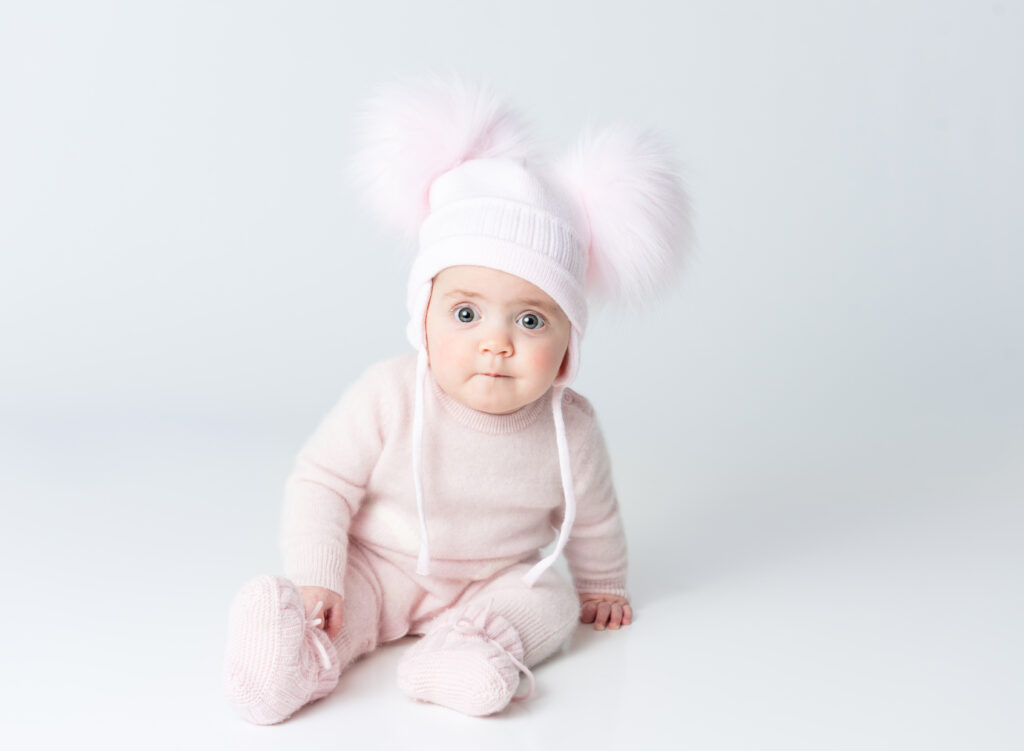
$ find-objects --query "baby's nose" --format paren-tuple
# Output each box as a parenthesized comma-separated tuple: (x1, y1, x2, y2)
(479, 327, 514, 356)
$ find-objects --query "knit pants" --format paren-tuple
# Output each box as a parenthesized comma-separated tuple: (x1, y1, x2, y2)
(335, 540, 580, 673)
(225, 540, 581, 722)
(225, 539, 582, 722)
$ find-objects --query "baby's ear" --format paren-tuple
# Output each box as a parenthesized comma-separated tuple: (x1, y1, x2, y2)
(557, 347, 570, 379)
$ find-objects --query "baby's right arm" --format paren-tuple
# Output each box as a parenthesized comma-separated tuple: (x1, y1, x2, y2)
(280, 361, 392, 601)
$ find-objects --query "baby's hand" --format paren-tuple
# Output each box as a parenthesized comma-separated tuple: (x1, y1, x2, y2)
(579, 593, 632, 631)
(298, 585, 345, 641)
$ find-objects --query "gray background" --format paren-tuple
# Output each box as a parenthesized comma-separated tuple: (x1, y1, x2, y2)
(1, 1, 1021, 748)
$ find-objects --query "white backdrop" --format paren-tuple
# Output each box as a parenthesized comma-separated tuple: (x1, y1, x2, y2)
(2, 2, 1022, 749)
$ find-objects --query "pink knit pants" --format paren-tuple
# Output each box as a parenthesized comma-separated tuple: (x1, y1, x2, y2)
(335, 541, 580, 673)
(225, 540, 581, 722)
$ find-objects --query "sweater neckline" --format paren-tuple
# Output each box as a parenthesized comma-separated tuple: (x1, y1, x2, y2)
(428, 368, 550, 434)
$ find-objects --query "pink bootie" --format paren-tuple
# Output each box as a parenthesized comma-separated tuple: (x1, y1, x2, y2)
(396, 600, 533, 716)
(223, 575, 341, 725)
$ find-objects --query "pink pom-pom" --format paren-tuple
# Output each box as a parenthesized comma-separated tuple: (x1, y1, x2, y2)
(346, 71, 537, 245)
(555, 125, 693, 308)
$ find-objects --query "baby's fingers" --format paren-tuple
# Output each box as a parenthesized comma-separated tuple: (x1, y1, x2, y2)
(593, 601, 612, 630)
(319, 602, 343, 641)
(580, 600, 598, 623)
(622, 604, 633, 626)
(607, 603, 623, 630)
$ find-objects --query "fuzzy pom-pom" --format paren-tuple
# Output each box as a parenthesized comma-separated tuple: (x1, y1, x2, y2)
(346, 71, 538, 245)
(554, 125, 693, 308)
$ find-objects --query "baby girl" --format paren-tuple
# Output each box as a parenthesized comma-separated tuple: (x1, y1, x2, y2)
(223, 73, 691, 722)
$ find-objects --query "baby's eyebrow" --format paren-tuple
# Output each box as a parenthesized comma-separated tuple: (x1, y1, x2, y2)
(444, 289, 483, 300)
(443, 289, 557, 314)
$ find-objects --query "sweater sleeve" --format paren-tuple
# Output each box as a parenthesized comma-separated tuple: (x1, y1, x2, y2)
(556, 393, 630, 600)
(278, 361, 390, 598)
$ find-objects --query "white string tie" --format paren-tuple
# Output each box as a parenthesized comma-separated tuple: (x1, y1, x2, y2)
(451, 600, 534, 702)
(305, 600, 334, 671)
(412, 347, 431, 575)
(522, 386, 576, 587)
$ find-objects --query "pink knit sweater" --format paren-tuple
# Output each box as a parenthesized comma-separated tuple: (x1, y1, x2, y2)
(279, 353, 628, 600)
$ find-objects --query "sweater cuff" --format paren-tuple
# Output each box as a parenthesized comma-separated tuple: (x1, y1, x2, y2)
(573, 578, 629, 601)
(282, 544, 348, 598)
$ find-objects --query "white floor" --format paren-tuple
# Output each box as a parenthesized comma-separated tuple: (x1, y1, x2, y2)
(1, 414, 1021, 750)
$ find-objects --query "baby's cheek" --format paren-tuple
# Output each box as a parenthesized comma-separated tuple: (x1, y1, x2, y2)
(431, 338, 461, 372)
(526, 346, 560, 379)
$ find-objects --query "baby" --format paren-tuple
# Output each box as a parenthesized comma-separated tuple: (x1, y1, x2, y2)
(223, 73, 691, 723)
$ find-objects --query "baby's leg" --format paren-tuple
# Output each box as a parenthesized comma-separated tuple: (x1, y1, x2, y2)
(396, 563, 579, 716)
(223, 547, 383, 725)
(458, 563, 580, 667)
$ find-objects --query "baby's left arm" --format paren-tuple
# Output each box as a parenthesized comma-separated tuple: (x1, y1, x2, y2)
(557, 394, 632, 631)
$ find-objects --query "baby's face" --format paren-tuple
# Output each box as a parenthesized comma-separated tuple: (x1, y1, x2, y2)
(425, 265, 571, 415)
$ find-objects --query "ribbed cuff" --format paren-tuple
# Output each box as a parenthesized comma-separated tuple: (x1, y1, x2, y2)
(573, 579, 629, 601)
(282, 544, 348, 598)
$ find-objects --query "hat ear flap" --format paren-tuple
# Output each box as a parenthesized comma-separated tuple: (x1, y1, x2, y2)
(347, 71, 539, 245)
(553, 125, 694, 308)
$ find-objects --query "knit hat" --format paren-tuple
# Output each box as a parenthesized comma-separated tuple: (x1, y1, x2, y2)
(348, 72, 693, 586)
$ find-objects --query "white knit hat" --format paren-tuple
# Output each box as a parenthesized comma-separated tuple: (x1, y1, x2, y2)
(348, 72, 693, 586)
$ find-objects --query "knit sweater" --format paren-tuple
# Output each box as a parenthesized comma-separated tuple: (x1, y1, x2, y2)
(279, 353, 628, 600)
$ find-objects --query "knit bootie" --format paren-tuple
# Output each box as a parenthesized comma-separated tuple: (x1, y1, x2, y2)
(223, 574, 341, 725)
(396, 600, 533, 716)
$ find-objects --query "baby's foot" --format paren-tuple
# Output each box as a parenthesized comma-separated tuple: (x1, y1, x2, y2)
(223, 575, 341, 724)
(396, 601, 533, 716)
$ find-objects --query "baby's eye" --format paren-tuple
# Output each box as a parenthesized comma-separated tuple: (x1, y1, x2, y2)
(454, 306, 476, 323)
(517, 312, 545, 330)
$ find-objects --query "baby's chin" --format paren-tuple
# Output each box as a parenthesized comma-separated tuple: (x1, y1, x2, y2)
(452, 378, 544, 415)
(457, 393, 528, 416)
